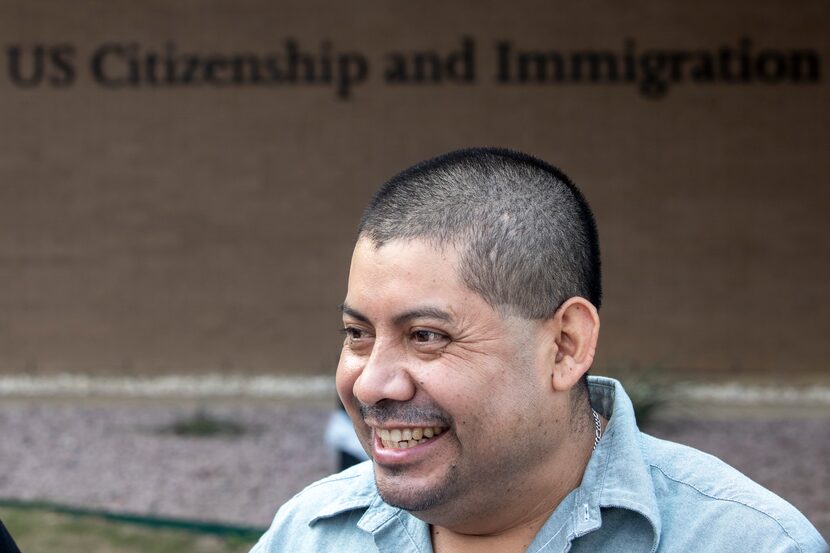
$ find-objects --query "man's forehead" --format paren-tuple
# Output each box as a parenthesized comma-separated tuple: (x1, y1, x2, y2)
(352, 235, 455, 256)
(349, 236, 462, 278)
(341, 239, 523, 334)
(343, 237, 483, 322)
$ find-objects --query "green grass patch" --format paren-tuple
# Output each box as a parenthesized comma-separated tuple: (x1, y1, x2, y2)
(0, 506, 258, 553)
(156, 410, 256, 438)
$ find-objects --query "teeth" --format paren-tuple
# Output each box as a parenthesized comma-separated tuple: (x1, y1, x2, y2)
(376, 426, 446, 449)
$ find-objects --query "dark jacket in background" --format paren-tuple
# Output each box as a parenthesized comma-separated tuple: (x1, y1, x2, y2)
(0, 520, 21, 553)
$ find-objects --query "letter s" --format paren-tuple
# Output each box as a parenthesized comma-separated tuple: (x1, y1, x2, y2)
(49, 44, 76, 87)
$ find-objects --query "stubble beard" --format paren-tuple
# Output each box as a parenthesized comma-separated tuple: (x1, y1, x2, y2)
(373, 427, 544, 519)
(374, 462, 461, 513)
(362, 401, 462, 512)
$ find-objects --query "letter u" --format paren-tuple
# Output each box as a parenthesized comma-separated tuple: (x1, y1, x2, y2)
(7, 45, 45, 87)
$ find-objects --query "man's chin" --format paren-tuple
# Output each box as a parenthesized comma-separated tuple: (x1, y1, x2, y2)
(376, 484, 446, 513)
(373, 468, 457, 513)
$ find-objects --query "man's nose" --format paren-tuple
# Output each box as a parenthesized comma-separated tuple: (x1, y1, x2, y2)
(353, 340, 416, 406)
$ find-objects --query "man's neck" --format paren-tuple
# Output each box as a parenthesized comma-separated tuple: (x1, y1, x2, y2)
(426, 414, 605, 553)
(430, 509, 550, 553)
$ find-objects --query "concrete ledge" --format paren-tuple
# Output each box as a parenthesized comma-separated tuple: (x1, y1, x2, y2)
(0, 374, 335, 399)
(1, 374, 829, 406)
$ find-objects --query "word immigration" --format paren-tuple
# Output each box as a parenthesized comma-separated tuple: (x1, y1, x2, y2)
(4, 38, 822, 100)
(496, 38, 821, 98)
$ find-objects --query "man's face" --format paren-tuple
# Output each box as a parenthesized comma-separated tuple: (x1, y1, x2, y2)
(336, 237, 561, 519)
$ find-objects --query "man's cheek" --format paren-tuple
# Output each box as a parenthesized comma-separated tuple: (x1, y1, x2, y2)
(335, 367, 359, 405)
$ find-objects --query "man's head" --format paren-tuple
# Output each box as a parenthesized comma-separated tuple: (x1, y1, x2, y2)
(358, 147, 601, 317)
(336, 148, 602, 531)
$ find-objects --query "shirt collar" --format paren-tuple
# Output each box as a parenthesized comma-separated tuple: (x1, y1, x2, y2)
(308, 467, 380, 526)
(583, 376, 661, 550)
(508, 376, 662, 553)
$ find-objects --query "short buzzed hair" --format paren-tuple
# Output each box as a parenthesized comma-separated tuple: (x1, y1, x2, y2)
(358, 148, 602, 319)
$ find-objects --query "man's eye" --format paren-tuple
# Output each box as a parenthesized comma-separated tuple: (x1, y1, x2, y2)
(343, 327, 365, 341)
(411, 330, 445, 343)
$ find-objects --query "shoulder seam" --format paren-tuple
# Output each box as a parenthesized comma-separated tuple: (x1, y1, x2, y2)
(649, 463, 807, 553)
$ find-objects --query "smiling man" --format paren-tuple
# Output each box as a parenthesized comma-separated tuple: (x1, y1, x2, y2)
(251, 149, 826, 553)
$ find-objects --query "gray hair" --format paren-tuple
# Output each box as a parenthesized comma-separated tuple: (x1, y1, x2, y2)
(358, 148, 602, 318)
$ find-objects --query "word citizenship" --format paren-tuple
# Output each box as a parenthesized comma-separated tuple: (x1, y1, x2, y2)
(5, 37, 821, 99)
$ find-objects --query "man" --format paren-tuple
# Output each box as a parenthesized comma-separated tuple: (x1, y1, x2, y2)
(252, 148, 826, 552)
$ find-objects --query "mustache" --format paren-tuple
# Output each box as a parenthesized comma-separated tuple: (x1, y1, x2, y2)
(359, 401, 451, 426)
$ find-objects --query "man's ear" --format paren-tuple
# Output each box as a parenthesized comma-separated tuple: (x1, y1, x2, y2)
(548, 297, 600, 392)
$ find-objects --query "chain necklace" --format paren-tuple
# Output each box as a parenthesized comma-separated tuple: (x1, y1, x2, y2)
(591, 409, 602, 451)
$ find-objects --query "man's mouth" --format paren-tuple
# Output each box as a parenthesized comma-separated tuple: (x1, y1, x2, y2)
(374, 426, 445, 449)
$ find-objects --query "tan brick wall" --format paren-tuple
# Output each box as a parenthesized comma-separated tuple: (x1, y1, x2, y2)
(0, 0, 827, 375)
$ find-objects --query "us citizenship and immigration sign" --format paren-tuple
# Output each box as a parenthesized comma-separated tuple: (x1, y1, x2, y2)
(0, 0, 827, 377)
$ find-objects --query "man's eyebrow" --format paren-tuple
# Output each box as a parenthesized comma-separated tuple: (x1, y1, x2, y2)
(340, 304, 369, 323)
(392, 307, 454, 326)
(339, 304, 455, 326)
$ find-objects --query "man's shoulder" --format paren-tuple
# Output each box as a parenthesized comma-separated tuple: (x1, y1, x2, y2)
(639, 433, 827, 552)
(291, 460, 376, 507)
(250, 461, 378, 553)
(640, 432, 805, 520)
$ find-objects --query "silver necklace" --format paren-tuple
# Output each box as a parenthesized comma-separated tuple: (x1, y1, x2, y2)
(591, 409, 602, 451)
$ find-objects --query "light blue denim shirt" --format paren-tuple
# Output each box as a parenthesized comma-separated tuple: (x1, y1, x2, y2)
(251, 376, 827, 553)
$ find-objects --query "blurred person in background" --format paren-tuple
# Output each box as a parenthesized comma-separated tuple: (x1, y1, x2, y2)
(325, 400, 370, 470)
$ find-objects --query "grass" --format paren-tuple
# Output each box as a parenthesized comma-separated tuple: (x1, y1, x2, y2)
(156, 409, 256, 438)
(0, 506, 258, 553)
